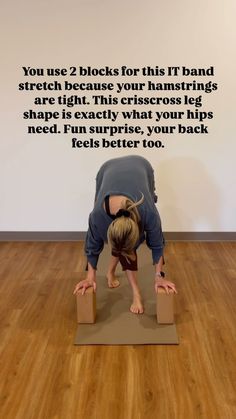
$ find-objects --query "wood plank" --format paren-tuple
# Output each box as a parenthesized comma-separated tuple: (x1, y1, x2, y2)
(0, 241, 235, 418)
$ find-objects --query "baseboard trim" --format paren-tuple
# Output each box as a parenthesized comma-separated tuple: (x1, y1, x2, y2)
(163, 232, 236, 241)
(0, 231, 235, 241)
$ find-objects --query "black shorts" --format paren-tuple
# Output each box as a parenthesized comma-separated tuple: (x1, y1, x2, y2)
(112, 250, 138, 271)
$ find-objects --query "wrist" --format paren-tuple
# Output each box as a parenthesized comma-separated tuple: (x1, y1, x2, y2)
(87, 274, 96, 282)
(87, 264, 96, 280)
(155, 271, 165, 278)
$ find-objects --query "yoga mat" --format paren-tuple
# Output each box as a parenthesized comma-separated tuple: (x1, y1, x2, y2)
(74, 245, 178, 345)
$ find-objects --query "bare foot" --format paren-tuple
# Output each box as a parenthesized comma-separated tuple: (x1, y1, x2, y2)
(106, 272, 120, 288)
(130, 293, 144, 314)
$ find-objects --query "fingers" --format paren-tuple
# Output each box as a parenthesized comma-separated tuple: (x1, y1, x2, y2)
(162, 284, 178, 294)
(171, 285, 178, 294)
(74, 284, 88, 296)
(73, 284, 81, 295)
(73, 281, 86, 295)
(168, 282, 178, 294)
(73, 280, 96, 296)
(155, 280, 178, 294)
(160, 284, 170, 294)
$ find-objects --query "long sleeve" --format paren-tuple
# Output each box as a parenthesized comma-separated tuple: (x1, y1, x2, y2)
(85, 213, 104, 269)
(86, 155, 164, 267)
(144, 208, 165, 264)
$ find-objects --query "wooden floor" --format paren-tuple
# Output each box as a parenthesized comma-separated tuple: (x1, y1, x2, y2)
(0, 241, 236, 419)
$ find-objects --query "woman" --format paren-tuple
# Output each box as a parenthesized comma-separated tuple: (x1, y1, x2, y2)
(73, 155, 177, 314)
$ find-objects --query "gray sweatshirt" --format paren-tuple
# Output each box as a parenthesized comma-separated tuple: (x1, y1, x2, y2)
(85, 155, 165, 268)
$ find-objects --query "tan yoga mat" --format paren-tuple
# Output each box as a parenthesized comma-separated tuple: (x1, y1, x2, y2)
(74, 245, 178, 345)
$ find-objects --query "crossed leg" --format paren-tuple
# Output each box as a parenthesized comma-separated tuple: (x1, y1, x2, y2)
(106, 254, 144, 314)
(125, 270, 144, 314)
(106, 255, 120, 288)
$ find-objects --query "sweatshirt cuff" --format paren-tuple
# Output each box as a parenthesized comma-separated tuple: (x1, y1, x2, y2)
(86, 255, 99, 270)
(152, 249, 164, 265)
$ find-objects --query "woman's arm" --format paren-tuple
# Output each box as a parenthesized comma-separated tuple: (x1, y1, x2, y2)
(144, 208, 165, 265)
(85, 213, 104, 268)
(144, 210, 177, 294)
(154, 256, 177, 294)
(73, 213, 104, 295)
(73, 262, 97, 295)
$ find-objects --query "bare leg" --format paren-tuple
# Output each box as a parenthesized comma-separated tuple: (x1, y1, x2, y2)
(106, 255, 120, 288)
(126, 270, 144, 314)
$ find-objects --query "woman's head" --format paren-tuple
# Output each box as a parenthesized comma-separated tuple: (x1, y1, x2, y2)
(107, 194, 144, 261)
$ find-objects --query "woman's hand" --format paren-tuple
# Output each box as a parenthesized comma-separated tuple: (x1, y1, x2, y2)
(154, 277, 177, 294)
(73, 277, 97, 296)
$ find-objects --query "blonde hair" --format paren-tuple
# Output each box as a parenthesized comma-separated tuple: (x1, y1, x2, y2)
(107, 194, 144, 262)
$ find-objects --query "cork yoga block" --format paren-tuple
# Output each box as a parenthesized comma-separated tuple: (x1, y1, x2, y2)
(156, 288, 174, 324)
(76, 286, 96, 324)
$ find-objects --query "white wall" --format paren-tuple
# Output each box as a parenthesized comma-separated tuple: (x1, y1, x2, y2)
(1, 0, 235, 232)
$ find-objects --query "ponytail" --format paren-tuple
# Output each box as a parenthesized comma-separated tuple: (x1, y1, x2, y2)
(107, 194, 144, 261)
